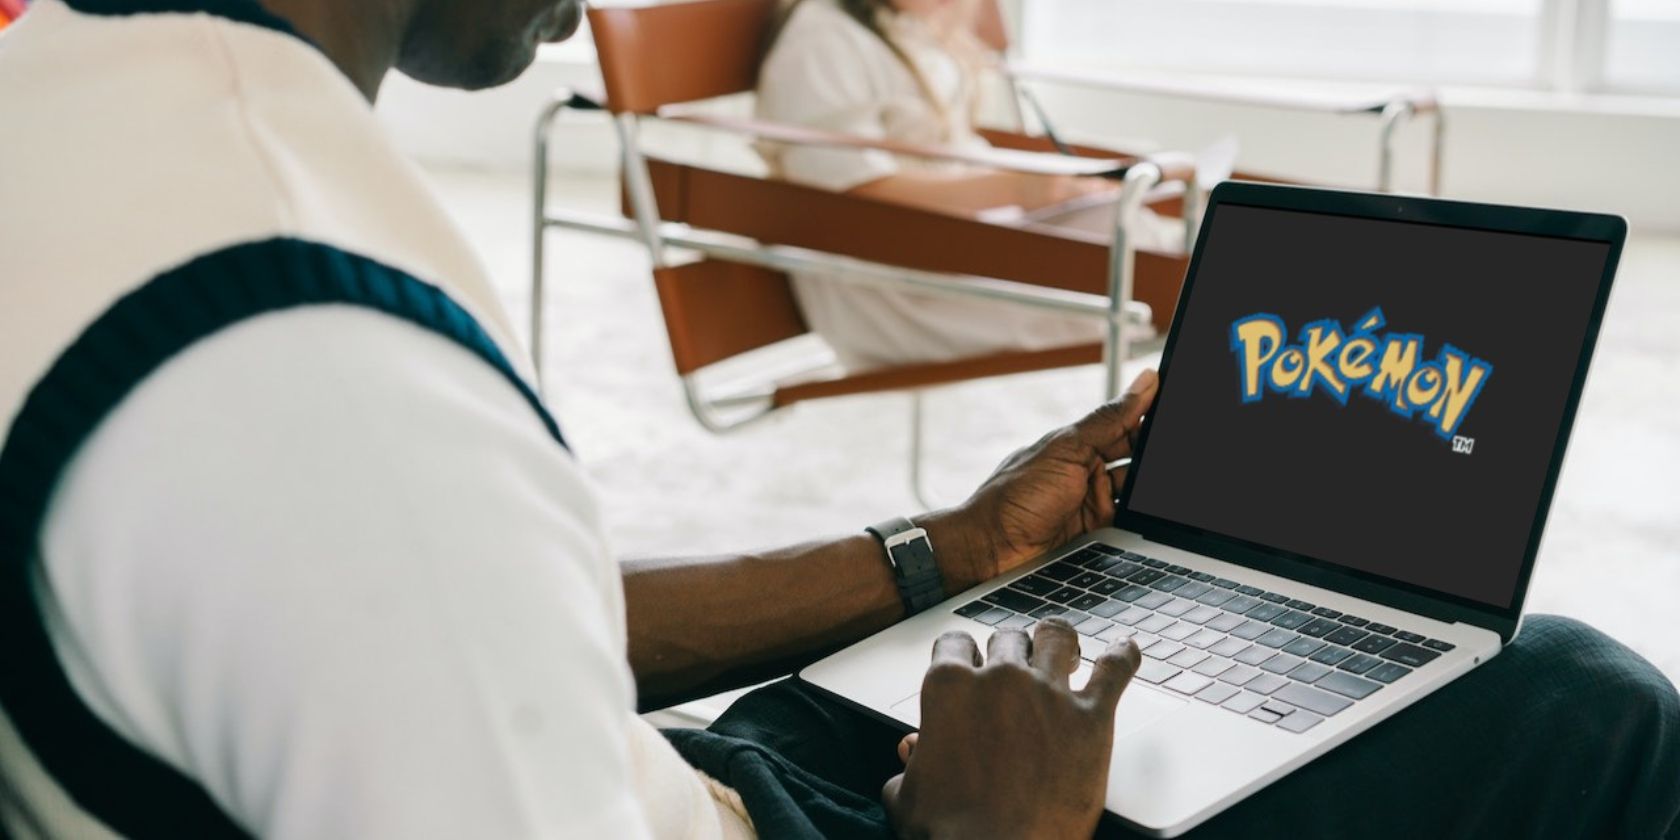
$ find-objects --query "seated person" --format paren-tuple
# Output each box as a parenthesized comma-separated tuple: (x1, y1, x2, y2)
(756, 0, 1180, 371)
(1, 0, 1676, 838)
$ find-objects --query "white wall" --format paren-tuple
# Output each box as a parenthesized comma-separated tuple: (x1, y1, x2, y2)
(376, 56, 1680, 232)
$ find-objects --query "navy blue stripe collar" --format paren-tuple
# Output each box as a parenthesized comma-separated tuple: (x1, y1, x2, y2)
(63, 0, 307, 43)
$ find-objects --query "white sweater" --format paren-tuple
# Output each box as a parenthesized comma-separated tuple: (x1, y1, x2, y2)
(0, 2, 751, 837)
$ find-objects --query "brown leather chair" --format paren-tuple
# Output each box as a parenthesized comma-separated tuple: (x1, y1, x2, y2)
(534, 0, 1199, 504)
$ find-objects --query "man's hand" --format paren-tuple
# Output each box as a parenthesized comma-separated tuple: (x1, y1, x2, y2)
(882, 619, 1142, 839)
(925, 369, 1158, 592)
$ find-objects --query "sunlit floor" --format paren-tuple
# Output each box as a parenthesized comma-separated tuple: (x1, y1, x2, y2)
(428, 166, 1680, 685)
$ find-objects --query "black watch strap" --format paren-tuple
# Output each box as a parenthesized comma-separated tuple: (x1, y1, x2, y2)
(867, 516, 946, 616)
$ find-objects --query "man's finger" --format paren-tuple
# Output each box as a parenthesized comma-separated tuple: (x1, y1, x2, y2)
(1076, 369, 1158, 462)
(897, 733, 918, 765)
(931, 631, 982, 668)
(1080, 637, 1143, 711)
(1030, 618, 1081, 682)
(986, 627, 1031, 666)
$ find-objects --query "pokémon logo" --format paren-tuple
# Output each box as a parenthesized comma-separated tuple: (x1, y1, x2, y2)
(1230, 307, 1493, 441)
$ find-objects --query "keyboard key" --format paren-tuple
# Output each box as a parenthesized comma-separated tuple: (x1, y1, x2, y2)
(1097, 624, 1135, 643)
(955, 601, 992, 618)
(1077, 634, 1110, 662)
(1222, 595, 1264, 615)
(986, 589, 1044, 614)
(1282, 637, 1326, 658)
(1069, 572, 1107, 589)
(1146, 641, 1186, 660)
(1131, 633, 1161, 652)
(1115, 584, 1151, 602)
(1235, 585, 1265, 596)
(1205, 613, 1246, 633)
(1286, 662, 1332, 684)
(1380, 643, 1441, 668)
(1089, 579, 1125, 597)
(1011, 576, 1061, 597)
(1324, 626, 1370, 646)
(1218, 664, 1261, 686)
(1234, 645, 1274, 666)
(1046, 586, 1083, 604)
(1189, 571, 1216, 582)
(1167, 648, 1209, 669)
(1174, 581, 1213, 600)
(1089, 544, 1124, 557)
(1128, 568, 1166, 585)
(1256, 629, 1299, 649)
(1116, 606, 1152, 625)
(1316, 670, 1383, 700)
(1196, 589, 1237, 608)
(1274, 682, 1352, 716)
(1249, 707, 1285, 725)
(997, 613, 1033, 630)
(1338, 653, 1382, 674)
(1069, 593, 1108, 613)
(1030, 604, 1069, 619)
(1040, 562, 1083, 581)
(1232, 620, 1273, 641)
(1423, 639, 1457, 652)
(1352, 635, 1397, 654)
(1104, 561, 1143, 579)
(1157, 598, 1196, 618)
(1209, 637, 1249, 657)
(1393, 630, 1426, 643)
(1285, 599, 1316, 611)
(1182, 605, 1223, 625)
(1367, 662, 1413, 684)
(1277, 710, 1325, 733)
(1164, 672, 1214, 696)
(1136, 614, 1174, 633)
(1195, 681, 1240, 705)
(1310, 607, 1344, 619)
(1247, 674, 1289, 695)
(1260, 654, 1304, 675)
(1135, 658, 1181, 684)
(1193, 656, 1235, 678)
(1339, 615, 1371, 627)
(973, 607, 1013, 626)
(1298, 618, 1342, 638)
(1185, 629, 1226, 650)
(1246, 604, 1287, 622)
(1270, 610, 1312, 630)
(1165, 564, 1193, 576)
(1150, 576, 1188, 593)
(1212, 578, 1240, 589)
(1223, 691, 1267, 714)
(1139, 558, 1168, 570)
(1088, 599, 1127, 619)
(1159, 622, 1198, 642)
(1259, 592, 1290, 604)
(1135, 591, 1174, 610)
(1366, 623, 1397, 635)
(1309, 646, 1355, 666)
(1075, 615, 1113, 636)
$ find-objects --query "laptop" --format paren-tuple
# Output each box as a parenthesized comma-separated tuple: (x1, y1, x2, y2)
(801, 181, 1626, 837)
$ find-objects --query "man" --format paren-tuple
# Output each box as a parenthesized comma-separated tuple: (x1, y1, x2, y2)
(0, 0, 1675, 838)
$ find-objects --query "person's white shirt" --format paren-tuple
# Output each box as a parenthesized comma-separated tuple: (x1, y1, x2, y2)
(755, 0, 1108, 370)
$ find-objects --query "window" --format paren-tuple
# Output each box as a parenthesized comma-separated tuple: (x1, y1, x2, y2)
(1603, 0, 1680, 92)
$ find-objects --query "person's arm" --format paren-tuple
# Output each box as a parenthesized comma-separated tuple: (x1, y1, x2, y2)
(846, 168, 1114, 218)
(624, 370, 1158, 704)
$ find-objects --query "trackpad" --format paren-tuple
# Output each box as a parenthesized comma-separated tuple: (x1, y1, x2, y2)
(886, 667, 1184, 738)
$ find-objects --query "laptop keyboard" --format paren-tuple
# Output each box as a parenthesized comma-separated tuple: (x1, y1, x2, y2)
(952, 544, 1458, 734)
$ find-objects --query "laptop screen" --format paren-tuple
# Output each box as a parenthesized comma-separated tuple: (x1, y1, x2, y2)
(1122, 201, 1612, 610)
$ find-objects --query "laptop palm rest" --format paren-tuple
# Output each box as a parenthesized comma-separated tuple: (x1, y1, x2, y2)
(887, 682, 1186, 740)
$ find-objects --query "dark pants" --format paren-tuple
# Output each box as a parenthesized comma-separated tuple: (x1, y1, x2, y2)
(705, 616, 1680, 838)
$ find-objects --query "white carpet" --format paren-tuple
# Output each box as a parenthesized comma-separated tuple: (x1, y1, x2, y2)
(429, 166, 1680, 684)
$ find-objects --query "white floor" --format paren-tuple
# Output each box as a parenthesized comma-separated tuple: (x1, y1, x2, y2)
(427, 166, 1680, 684)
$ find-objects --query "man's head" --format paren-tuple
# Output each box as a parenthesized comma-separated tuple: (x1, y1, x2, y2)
(395, 0, 585, 90)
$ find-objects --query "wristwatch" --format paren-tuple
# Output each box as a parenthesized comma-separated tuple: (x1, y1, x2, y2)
(866, 516, 946, 616)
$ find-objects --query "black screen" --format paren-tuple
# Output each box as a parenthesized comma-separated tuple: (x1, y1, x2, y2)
(1125, 203, 1610, 609)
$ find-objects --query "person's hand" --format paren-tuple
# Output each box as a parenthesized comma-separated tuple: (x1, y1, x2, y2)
(924, 369, 1158, 592)
(1019, 173, 1119, 211)
(882, 619, 1142, 839)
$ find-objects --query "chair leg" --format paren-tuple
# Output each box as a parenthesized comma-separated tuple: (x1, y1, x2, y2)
(909, 390, 942, 512)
